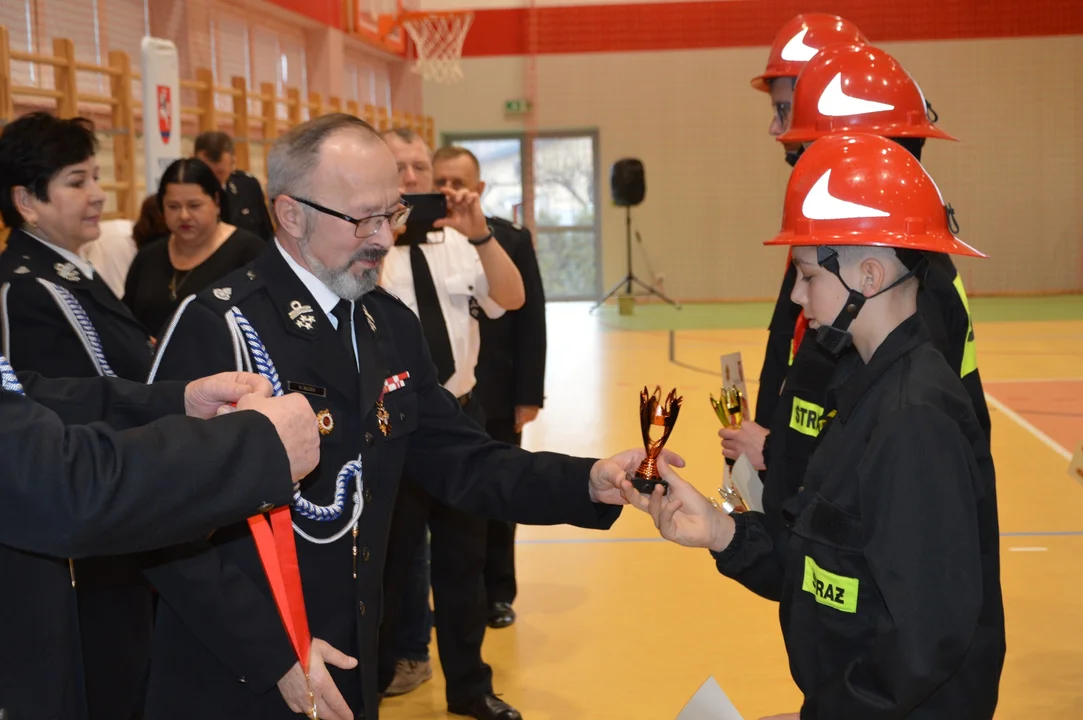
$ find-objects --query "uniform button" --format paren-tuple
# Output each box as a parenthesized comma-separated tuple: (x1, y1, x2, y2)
(399, 412, 405, 421)
(363, 488, 373, 503)
(362, 547, 371, 562)
(238, 677, 247, 684)
(256, 502, 274, 513)
(358, 601, 366, 615)
(364, 432, 374, 446)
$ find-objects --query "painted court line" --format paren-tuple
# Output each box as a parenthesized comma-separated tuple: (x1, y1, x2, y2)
(984, 391, 1073, 461)
(1009, 547, 1048, 552)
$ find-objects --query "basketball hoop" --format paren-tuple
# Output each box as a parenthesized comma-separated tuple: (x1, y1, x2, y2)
(379, 10, 474, 84)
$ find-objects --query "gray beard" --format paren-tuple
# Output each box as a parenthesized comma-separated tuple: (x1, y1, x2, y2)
(298, 232, 383, 301)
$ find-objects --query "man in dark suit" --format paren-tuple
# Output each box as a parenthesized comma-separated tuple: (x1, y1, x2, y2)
(195, 131, 275, 241)
(142, 113, 655, 720)
(0, 227, 162, 720)
(432, 146, 548, 629)
(0, 362, 320, 720)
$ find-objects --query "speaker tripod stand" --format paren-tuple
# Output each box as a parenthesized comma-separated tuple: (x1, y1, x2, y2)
(590, 207, 681, 313)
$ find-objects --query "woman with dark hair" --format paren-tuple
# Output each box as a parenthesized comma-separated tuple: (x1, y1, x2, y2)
(0, 111, 157, 720)
(132, 193, 169, 249)
(123, 157, 263, 335)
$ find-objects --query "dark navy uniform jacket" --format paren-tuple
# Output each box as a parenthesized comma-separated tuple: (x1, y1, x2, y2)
(0, 228, 157, 720)
(142, 243, 620, 720)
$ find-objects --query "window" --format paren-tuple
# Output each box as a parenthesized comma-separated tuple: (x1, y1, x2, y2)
(445, 131, 601, 301)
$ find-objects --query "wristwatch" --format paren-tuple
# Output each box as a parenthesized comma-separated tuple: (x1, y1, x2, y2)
(467, 226, 494, 246)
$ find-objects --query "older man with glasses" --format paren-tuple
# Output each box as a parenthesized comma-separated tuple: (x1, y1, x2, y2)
(139, 113, 656, 720)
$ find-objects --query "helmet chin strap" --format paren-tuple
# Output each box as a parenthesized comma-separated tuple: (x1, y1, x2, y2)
(813, 246, 927, 355)
(785, 145, 806, 168)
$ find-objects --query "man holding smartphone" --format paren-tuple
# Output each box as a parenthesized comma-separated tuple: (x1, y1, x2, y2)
(377, 127, 526, 720)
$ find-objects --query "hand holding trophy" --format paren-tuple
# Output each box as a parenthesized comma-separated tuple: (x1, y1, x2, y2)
(709, 385, 751, 514)
(632, 386, 682, 495)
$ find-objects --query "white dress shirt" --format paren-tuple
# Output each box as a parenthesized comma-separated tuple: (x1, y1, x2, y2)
(275, 239, 358, 369)
(379, 227, 504, 398)
(27, 230, 96, 279)
(80, 219, 136, 298)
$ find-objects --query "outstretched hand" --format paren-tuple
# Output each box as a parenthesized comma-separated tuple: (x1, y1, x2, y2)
(619, 455, 735, 553)
(588, 448, 685, 506)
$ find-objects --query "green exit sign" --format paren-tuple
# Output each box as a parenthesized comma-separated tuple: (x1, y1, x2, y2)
(504, 99, 533, 115)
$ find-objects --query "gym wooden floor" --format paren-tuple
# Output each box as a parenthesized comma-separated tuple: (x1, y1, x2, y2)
(382, 300, 1083, 720)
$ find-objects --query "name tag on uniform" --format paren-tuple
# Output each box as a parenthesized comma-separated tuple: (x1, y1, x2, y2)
(790, 396, 825, 437)
(287, 381, 326, 397)
(802, 556, 858, 613)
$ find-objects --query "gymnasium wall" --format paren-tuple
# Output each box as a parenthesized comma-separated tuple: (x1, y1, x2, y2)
(420, 0, 1083, 300)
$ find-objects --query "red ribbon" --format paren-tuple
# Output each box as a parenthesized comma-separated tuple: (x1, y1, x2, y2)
(249, 507, 312, 673)
(793, 312, 809, 356)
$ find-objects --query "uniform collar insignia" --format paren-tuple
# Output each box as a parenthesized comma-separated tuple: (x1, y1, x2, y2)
(54, 262, 82, 282)
(213, 287, 232, 301)
(362, 304, 376, 332)
(288, 299, 317, 331)
(13, 266, 29, 275)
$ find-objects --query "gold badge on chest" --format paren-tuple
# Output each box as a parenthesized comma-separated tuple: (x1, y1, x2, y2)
(316, 409, 334, 436)
(376, 398, 391, 436)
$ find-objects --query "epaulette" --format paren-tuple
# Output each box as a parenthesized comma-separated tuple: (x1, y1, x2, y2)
(489, 215, 525, 233)
(369, 285, 409, 311)
(199, 266, 265, 308)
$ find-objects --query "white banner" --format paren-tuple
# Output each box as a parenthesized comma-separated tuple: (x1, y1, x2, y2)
(140, 37, 181, 195)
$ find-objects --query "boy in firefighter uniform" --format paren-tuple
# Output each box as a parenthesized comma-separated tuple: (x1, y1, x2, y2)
(725, 42, 992, 548)
(748, 14, 869, 434)
(628, 134, 1005, 718)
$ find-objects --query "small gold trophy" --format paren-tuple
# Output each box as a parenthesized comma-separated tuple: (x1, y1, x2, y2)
(709, 384, 746, 430)
(709, 385, 750, 514)
(632, 386, 682, 495)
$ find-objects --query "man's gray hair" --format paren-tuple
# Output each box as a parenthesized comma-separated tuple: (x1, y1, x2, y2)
(266, 113, 380, 201)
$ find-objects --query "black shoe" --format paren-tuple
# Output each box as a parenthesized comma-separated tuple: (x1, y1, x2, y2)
(488, 601, 516, 629)
(448, 693, 522, 720)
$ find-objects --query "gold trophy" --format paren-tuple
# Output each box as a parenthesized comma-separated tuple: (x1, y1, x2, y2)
(632, 386, 682, 495)
(709, 384, 746, 430)
(709, 385, 750, 513)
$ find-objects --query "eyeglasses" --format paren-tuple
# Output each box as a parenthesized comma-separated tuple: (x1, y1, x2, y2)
(288, 195, 411, 238)
(773, 101, 792, 129)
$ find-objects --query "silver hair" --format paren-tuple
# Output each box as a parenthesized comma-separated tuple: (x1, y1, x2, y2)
(266, 113, 380, 203)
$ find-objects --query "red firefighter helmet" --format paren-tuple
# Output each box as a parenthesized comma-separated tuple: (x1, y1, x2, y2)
(765, 133, 986, 258)
(779, 44, 956, 143)
(751, 14, 868, 93)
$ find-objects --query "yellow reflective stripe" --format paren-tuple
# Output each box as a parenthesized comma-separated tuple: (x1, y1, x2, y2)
(952, 274, 978, 378)
(789, 396, 825, 437)
(802, 556, 859, 613)
(788, 339, 795, 367)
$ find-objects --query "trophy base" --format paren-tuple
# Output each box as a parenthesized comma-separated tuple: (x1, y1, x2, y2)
(633, 457, 668, 495)
(632, 476, 669, 495)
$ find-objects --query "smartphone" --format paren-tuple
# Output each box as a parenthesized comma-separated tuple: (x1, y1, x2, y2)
(397, 193, 448, 246)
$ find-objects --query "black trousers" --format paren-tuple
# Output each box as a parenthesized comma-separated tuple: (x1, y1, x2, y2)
(378, 396, 492, 707)
(483, 418, 519, 605)
(77, 556, 155, 720)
